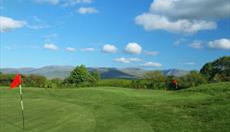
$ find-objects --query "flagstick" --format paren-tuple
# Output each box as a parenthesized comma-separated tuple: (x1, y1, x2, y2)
(19, 85, 25, 129)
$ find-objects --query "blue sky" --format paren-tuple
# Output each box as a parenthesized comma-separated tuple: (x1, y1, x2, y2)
(0, 0, 230, 70)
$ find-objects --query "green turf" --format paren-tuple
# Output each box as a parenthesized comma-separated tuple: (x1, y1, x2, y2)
(0, 82, 230, 132)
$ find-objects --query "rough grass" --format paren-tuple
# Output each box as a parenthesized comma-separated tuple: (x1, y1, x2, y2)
(0, 82, 230, 132)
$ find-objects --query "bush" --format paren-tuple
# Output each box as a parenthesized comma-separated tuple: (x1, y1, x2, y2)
(45, 78, 63, 88)
(131, 80, 148, 89)
(0, 73, 48, 88)
(96, 79, 132, 88)
(178, 71, 207, 89)
(143, 71, 166, 89)
(23, 74, 47, 87)
(0, 74, 15, 86)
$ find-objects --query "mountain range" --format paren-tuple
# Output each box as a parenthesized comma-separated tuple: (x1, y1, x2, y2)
(0, 66, 189, 79)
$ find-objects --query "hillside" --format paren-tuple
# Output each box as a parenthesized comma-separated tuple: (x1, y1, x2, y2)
(0, 82, 229, 132)
(0, 66, 189, 79)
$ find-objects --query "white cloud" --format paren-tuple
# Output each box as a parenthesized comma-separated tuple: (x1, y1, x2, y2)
(66, 47, 76, 52)
(44, 43, 59, 50)
(124, 43, 142, 54)
(114, 57, 142, 64)
(44, 33, 58, 41)
(184, 62, 196, 65)
(64, 0, 93, 7)
(0, 16, 26, 32)
(208, 38, 230, 50)
(34, 0, 60, 5)
(150, 0, 230, 20)
(135, 13, 216, 34)
(27, 16, 49, 30)
(27, 24, 49, 30)
(135, 0, 229, 34)
(78, 7, 98, 14)
(144, 50, 158, 56)
(143, 62, 162, 67)
(81, 48, 95, 52)
(189, 40, 204, 49)
(174, 38, 187, 46)
(102, 44, 117, 53)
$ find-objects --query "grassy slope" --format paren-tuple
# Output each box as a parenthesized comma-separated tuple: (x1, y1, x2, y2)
(0, 82, 230, 132)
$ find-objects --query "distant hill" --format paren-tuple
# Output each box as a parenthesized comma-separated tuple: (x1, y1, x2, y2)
(162, 69, 189, 77)
(0, 66, 189, 79)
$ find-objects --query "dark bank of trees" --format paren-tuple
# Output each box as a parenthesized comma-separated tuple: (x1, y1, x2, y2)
(0, 56, 229, 89)
(200, 56, 230, 82)
(131, 56, 229, 90)
(0, 74, 47, 88)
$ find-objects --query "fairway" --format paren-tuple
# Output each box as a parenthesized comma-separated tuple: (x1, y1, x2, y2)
(1, 82, 230, 132)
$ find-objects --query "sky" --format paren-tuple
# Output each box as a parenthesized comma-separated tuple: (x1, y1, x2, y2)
(0, 0, 230, 70)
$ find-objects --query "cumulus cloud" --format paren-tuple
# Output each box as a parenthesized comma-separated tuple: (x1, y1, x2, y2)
(184, 62, 196, 65)
(135, 13, 216, 34)
(208, 38, 230, 50)
(64, 0, 93, 7)
(189, 40, 204, 49)
(66, 47, 76, 52)
(0, 16, 26, 32)
(27, 16, 49, 30)
(174, 38, 187, 46)
(114, 57, 142, 64)
(144, 50, 158, 56)
(135, 0, 229, 34)
(44, 43, 59, 50)
(81, 48, 95, 52)
(27, 24, 49, 30)
(143, 61, 162, 67)
(34, 0, 60, 5)
(124, 43, 142, 54)
(102, 44, 117, 53)
(78, 7, 98, 14)
(44, 33, 58, 42)
(150, 0, 230, 20)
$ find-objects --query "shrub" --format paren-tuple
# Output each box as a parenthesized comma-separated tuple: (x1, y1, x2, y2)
(178, 71, 207, 89)
(45, 78, 63, 88)
(97, 79, 132, 88)
(0, 73, 47, 88)
(143, 71, 166, 89)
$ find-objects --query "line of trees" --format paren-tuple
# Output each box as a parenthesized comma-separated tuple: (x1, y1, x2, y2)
(131, 56, 229, 90)
(0, 73, 47, 88)
(131, 70, 207, 90)
(0, 56, 229, 89)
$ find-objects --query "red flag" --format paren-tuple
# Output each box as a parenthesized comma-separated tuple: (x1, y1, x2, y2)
(172, 79, 177, 85)
(10, 74, 21, 89)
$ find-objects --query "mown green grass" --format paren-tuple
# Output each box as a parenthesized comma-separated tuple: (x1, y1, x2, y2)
(0, 82, 230, 132)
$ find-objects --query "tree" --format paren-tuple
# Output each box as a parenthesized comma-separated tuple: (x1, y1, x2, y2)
(200, 56, 230, 81)
(46, 78, 63, 88)
(165, 75, 178, 90)
(91, 70, 101, 81)
(23, 74, 47, 87)
(143, 71, 166, 89)
(179, 71, 207, 88)
(64, 65, 90, 85)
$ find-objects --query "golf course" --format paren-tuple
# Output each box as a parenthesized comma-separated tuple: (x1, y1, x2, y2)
(0, 82, 230, 132)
